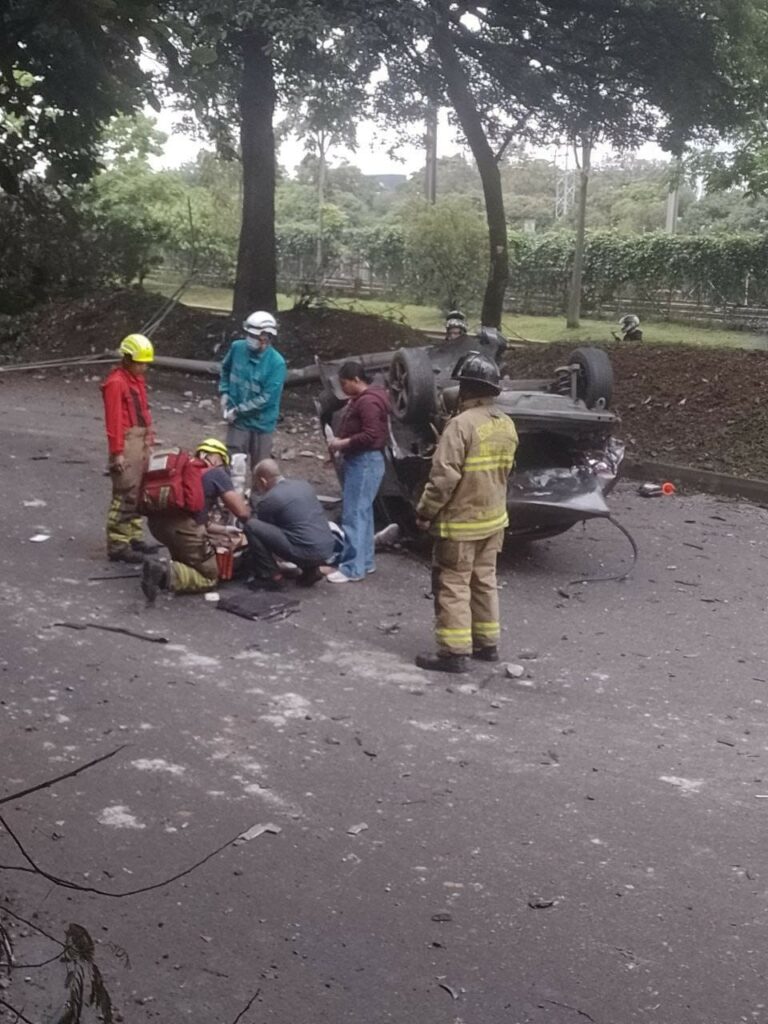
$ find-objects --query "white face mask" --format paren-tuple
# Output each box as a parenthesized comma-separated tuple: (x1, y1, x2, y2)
(246, 335, 260, 351)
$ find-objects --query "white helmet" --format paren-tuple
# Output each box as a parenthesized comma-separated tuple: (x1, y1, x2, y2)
(243, 310, 277, 338)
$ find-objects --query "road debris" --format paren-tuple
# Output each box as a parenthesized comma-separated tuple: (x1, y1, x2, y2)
(88, 571, 140, 580)
(347, 823, 369, 836)
(431, 912, 452, 923)
(53, 622, 169, 643)
(528, 896, 556, 909)
(29, 533, 50, 542)
(505, 663, 525, 678)
(234, 823, 282, 845)
(218, 589, 300, 621)
(438, 982, 459, 1000)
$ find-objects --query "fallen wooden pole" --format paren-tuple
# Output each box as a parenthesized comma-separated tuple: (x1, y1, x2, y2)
(0, 348, 405, 385)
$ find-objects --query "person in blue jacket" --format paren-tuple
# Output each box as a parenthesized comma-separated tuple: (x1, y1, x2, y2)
(219, 310, 287, 465)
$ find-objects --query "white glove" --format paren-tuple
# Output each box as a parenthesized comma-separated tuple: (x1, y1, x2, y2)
(220, 395, 230, 418)
(225, 406, 238, 424)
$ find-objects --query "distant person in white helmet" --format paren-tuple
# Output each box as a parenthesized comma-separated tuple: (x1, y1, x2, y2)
(613, 314, 643, 343)
(219, 310, 287, 466)
(444, 310, 468, 343)
(101, 333, 157, 563)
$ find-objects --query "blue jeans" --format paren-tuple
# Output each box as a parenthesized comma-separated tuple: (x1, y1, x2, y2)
(338, 450, 385, 580)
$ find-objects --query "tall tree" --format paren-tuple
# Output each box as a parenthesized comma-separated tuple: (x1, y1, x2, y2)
(0, 0, 163, 194)
(376, 0, 768, 327)
(160, 1, 383, 318)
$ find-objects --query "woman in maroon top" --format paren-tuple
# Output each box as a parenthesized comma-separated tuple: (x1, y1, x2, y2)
(326, 361, 391, 582)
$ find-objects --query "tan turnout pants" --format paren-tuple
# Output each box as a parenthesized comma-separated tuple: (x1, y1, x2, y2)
(106, 426, 149, 555)
(147, 514, 218, 594)
(432, 531, 504, 656)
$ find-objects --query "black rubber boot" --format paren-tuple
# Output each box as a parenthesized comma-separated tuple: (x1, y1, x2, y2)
(131, 539, 161, 555)
(109, 546, 145, 565)
(415, 653, 470, 674)
(473, 646, 499, 662)
(141, 558, 168, 604)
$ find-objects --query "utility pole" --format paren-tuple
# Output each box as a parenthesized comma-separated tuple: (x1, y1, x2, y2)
(665, 155, 682, 234)
(554, 147, 575, 220)
(316, 130, 327, 276)
(425, 103, 438, 204)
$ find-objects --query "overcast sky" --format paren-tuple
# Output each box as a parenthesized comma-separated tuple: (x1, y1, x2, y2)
(151, 103, 667, 179)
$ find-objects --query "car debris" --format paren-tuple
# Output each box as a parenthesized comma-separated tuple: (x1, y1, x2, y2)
(234, 822, 282, 845)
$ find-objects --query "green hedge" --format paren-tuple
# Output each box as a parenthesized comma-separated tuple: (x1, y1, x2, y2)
(271, 224, 768, 312)
(508, 231, 768, 312)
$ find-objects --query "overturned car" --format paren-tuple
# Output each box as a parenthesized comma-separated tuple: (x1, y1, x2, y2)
(316, 329, 623, 542)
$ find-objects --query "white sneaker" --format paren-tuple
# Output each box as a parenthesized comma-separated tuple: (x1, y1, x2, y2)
(326, 570, 357, 583)
(374, 523, 401, 548)
(275, 559, 301, 577)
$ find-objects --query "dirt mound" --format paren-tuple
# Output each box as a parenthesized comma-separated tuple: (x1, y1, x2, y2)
(505, 341, 768, 478)
(0, 288, 220, 362)
(0, 289, 425, 366)
(4, 288, 768, 478)
(278, 306, 425, 363)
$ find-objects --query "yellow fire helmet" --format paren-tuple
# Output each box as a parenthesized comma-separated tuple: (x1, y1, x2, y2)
(195, 437, 230, 466)
(119, 333, 155, 363)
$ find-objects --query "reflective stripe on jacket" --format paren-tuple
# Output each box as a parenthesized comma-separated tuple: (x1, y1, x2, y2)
(416, 397, 518, 541)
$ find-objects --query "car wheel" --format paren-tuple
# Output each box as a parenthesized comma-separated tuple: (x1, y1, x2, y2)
(389, 348, 437, 425)
(568, 347, 614, 409)
(315, 385, 343, 424)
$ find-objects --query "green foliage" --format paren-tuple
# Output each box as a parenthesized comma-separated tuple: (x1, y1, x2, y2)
(355, 224, 406, 281)
(509, 230, 768, 311)
(0, 186, 114, 313)
(0, 1, 162, 194)
(400, 197, 489, 313)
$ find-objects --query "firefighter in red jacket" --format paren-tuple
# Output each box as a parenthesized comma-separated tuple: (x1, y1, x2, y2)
(101, 334, 155, 562)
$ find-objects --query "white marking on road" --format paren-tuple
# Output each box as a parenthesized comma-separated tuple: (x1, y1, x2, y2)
(131, 758, 186, 775)
(259, 692, 315, 728)
(163, 644, 220, 669)
(660, 775, 704, 795)
(97, 805, 146, 829)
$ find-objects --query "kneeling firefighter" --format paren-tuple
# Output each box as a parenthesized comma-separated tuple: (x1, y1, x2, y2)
(140, 438, 250, 603)
(414, 353, 518, 674)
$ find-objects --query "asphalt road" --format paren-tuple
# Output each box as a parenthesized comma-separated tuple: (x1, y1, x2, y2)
(2, 370, 767, 1024)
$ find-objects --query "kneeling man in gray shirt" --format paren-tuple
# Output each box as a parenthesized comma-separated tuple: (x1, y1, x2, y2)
(245, 459, 337, 586)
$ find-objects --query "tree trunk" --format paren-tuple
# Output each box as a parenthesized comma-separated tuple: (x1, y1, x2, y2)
(566, 133, 592, 329)
(233, 29, 277, 320)
(424, 103, 438, 204)
(433, 26, 507, 328)
(316, 131, 326, 277)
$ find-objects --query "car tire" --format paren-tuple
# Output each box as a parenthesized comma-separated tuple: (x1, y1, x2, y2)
(389, 348, 437, 425)
(315, 385, 343, 423)
(568, 347, 613, 410)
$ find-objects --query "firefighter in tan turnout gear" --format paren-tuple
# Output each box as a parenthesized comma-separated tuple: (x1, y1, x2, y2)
(414, 352, 518, 674)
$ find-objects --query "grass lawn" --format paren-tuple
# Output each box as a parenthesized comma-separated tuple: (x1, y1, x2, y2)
(147, 276, 768, 351)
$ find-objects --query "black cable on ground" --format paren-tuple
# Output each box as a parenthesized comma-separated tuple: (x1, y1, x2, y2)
(566, 515, 639, 586)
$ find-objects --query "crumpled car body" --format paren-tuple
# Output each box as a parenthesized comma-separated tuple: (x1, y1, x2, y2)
(316, 330, 623, 541)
